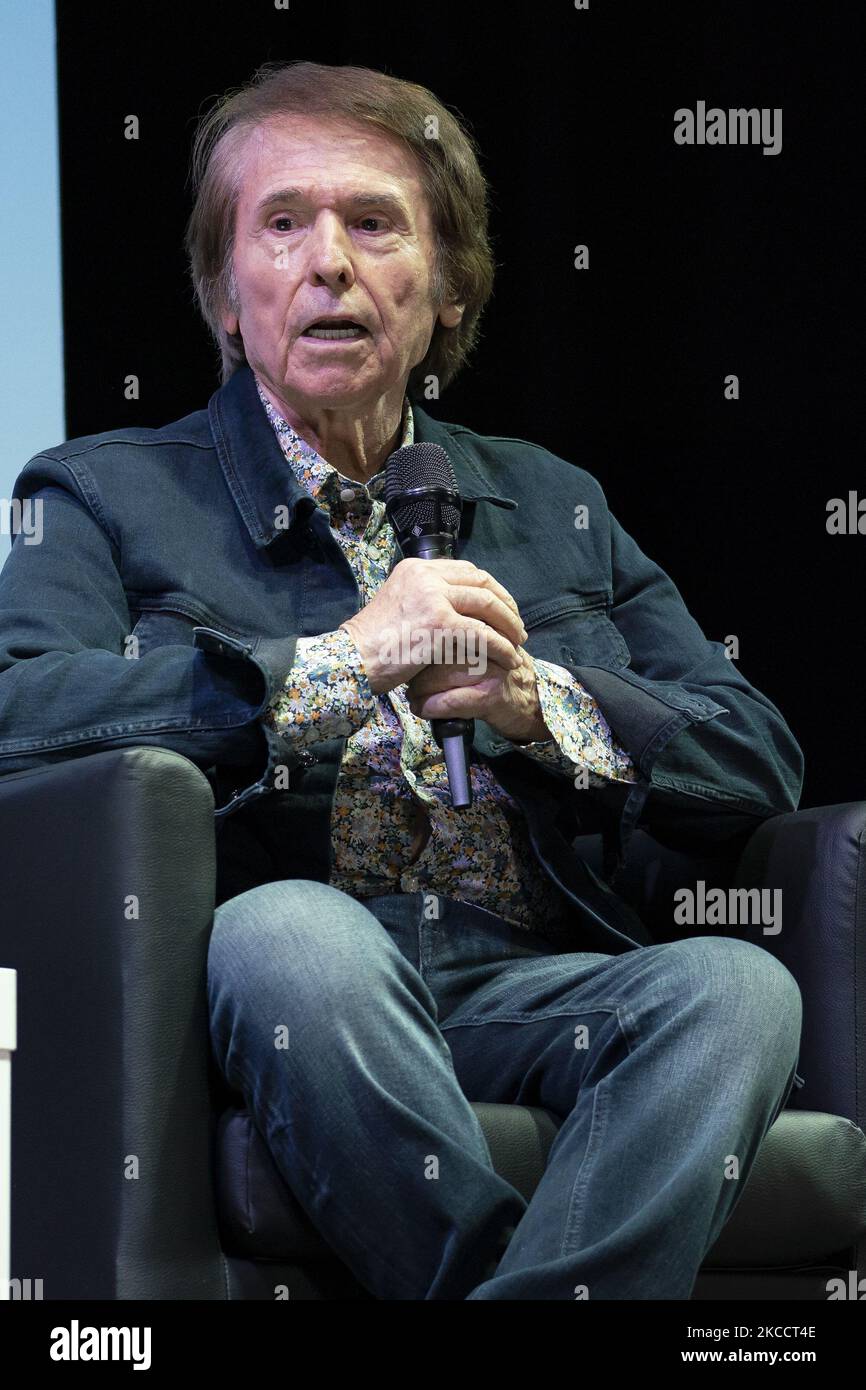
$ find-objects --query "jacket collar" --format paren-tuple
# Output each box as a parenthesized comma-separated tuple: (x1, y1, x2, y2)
(208, 363, 516, 551)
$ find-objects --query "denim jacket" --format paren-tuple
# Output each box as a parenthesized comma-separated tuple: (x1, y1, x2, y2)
(0, 364, 803, 953)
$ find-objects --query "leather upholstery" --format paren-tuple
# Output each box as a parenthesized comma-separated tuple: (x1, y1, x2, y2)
(215, 1103, 866, 1269)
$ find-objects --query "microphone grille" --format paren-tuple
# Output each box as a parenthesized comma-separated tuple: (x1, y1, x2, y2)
(385, 442, 461, 535)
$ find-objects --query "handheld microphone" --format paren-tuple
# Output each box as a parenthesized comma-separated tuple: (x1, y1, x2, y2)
(384, 442, 474, 808)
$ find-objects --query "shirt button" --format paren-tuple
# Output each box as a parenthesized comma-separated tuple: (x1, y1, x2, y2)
(340, 488, 356, 502)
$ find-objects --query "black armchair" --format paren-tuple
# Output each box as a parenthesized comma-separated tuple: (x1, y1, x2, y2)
(4, 747, 865, 1299)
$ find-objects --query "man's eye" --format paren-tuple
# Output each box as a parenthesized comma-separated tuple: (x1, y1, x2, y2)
(269, 215, 390, 233)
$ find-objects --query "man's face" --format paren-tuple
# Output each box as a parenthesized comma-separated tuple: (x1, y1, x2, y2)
(222, 115, 462, 411)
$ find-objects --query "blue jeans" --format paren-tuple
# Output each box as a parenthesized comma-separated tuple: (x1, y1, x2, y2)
(206, 881, 803, 1300)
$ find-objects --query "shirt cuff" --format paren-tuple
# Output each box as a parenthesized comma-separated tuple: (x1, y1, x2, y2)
(510, 656, 638, 785)
(261, 625, 377, 745)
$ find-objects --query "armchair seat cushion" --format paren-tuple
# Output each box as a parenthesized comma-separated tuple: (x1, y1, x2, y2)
(214, 1101, 559, 1262)
(214, 1102, 866, 1270)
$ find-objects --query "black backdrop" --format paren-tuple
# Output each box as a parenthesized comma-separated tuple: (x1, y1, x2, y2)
(54, 0, 864, 811)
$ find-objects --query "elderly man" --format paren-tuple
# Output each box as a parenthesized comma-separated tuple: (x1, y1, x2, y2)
(0, 60, 804, 1300)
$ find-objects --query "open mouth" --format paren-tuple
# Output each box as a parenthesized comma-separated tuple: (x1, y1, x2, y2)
(301, 320, 369, 340)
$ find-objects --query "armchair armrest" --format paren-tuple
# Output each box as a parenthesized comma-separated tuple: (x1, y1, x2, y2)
(0, 747, 226, 1299)
(574, 802, 866, 1127)
(733, 802, 866, 1129)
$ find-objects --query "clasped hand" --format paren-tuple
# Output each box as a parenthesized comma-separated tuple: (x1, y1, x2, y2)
(405, 646, 549, 745)
(338, 558, 551, 744)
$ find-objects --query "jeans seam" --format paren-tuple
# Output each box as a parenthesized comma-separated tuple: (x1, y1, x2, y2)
(559, 1073, 610, 1261)
(440, 1000, 631, 1031)
(560, 1003, 633, 1261)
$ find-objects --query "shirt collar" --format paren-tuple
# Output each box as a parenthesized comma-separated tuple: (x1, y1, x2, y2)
(206, 363, 517, 552)
(253, 373, 413, 524)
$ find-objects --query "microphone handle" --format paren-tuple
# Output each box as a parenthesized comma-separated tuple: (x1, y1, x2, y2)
(431, 717, 474, 809)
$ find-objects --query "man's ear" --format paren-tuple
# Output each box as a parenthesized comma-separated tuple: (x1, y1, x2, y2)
(221, 267, 241, 336)
(438, 301, 465, 329)
(221, 307, 240, 336)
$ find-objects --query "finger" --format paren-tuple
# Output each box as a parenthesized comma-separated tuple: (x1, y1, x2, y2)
(431, 617, 522, 673)
(422, 559, 524, 620)
(413, 629, 521, 673)
(441, 590, 526, 656)
(409, 686, 488, 719)
(409, 662, 498, 697)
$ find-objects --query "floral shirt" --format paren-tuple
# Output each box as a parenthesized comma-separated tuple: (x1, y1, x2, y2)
(257, 376, 637, 939)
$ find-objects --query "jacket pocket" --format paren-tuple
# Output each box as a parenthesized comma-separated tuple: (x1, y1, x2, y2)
(127, 605, 224, 657)
(522, 591, 631, 671)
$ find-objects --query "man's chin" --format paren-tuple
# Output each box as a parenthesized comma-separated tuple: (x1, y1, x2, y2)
(288, 373, 377, 403)
(282, 360, 397, 404)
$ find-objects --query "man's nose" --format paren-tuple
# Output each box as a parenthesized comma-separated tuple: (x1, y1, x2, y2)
(304, 213, 355, 286)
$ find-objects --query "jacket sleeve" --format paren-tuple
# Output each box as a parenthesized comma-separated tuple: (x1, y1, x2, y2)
(0, 462, 301, 814)
(560, 509, 805, 860)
